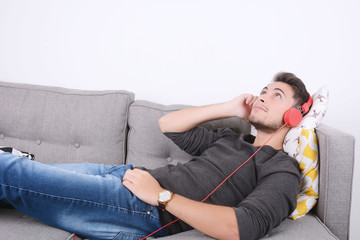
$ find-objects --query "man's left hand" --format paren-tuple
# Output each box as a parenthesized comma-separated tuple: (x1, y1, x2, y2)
(123, 169, 163, 206)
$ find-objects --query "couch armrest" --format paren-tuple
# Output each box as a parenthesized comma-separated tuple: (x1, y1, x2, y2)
(315, 123, 355, 240)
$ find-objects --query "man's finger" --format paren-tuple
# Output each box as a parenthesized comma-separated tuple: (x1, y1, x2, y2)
(123, 169, 137, 183)
(122, 179, 134, 191)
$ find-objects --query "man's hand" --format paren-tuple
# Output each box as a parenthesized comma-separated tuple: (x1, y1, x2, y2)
(226, 94, 258, 121)
(123, 169, 239, 239)
(123, 169, 163, 206)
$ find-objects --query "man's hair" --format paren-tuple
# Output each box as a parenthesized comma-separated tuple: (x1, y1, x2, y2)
(273, 72, 309, 108)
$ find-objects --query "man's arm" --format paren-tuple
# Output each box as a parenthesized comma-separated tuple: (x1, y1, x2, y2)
(158, 94, 258, 133)
(165, 193, 239, 239)
(122, 169, 239, 240)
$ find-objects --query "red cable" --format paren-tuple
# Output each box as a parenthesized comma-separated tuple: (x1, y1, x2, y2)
(140, 123, 288, 240)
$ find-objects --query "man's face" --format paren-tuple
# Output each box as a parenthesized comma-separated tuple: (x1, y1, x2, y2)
(248, 81, 297, 133)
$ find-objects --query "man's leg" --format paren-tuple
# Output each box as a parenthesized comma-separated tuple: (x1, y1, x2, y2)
(49, 162, 119, 175)
(0, 153, 167, 240)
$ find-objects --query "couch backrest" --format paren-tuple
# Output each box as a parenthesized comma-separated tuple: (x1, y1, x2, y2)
(0, 81, 134, 165)
(126, 100, 251, 169)
(315, 124, 355, 240)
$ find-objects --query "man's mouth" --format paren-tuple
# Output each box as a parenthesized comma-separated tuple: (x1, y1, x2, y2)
(252, 105, 267, 112)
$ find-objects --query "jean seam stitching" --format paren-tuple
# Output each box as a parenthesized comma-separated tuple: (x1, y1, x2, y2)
(113, 231, 147, 240)
(0, 183, 160, 219)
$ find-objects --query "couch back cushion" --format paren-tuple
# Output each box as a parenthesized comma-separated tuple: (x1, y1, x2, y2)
(0, 81, 134, 165)
(127, 100, 251, 169)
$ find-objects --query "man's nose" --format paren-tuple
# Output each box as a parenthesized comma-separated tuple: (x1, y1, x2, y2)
(259, 95, 265, 103)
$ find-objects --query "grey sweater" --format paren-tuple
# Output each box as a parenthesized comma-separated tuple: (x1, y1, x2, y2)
(149, 127, 301, 240)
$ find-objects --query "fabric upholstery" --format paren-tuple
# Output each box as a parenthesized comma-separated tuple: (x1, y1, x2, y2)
(261, 212, 338, 240)
(314, 124, 355, 240)
(0, 81, 134, 165)
(0, 209, 74, 240)
(154, 212, 338, 240)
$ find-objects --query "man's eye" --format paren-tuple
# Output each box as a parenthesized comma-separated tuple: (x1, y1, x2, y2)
(275, 93, 281, 98)
(260, 91, 266, 95)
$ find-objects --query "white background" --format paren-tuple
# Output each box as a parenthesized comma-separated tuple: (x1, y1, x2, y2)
(0, 0, 359, 238)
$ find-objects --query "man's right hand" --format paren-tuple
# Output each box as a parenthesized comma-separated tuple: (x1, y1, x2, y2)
(226, 94, 258, 121)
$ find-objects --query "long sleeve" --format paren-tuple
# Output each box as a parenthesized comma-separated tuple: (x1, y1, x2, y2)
(234, 157, 301, 240)
(164, 126, 236, 156)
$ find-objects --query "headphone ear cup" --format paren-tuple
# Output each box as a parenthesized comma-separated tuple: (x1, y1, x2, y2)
(284, 108, 302, 127)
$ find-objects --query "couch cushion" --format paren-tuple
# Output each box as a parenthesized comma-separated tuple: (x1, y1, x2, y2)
(1, 210, 337, 240)
(0, 209, 74, 240)
(261, 212, 338, 240)
(126, 100, 251, 169)
(154, 212, 337, 240)
(0, 81, 134, 165)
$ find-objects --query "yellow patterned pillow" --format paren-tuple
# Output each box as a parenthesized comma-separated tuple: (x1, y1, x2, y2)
(289, 129, 319, 219)
(283, 86, 329, 219)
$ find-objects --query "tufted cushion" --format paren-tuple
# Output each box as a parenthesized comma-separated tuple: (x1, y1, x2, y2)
(0, 81, 134, 165)
(126, 100, 251, 169)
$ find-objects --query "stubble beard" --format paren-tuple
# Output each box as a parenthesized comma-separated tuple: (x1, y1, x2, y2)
(248, 115, 284, 134)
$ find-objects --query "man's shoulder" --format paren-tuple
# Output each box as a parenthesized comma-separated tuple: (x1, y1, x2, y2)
(258, 148, 301, 177)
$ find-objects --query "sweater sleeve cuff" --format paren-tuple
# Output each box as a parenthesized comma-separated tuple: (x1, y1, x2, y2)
(233, 207, 261, 240)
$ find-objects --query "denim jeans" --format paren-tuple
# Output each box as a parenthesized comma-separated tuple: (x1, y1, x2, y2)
(0, 152, 168, 240)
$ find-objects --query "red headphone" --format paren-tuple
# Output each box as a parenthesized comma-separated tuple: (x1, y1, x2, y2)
(283, 93, 313, 127)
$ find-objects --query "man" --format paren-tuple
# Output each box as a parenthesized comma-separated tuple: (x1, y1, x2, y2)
(0, 72, 306, 240)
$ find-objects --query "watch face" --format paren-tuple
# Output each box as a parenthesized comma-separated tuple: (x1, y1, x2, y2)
(159, 190, 171, 202)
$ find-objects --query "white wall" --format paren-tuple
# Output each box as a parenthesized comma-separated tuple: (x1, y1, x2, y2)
(1, 0, 359, 238)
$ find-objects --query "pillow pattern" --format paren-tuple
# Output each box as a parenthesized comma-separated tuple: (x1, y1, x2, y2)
(0, 146, 35, 160)
(283, 86, 329, 219)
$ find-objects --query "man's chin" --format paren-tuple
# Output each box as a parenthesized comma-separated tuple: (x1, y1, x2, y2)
(249, 119, 283, 134)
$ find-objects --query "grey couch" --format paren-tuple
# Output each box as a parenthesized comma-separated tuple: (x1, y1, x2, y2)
(0, 81, 355, 240)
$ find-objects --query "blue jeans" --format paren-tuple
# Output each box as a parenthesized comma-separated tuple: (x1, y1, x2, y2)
(0, 152, 168, 240)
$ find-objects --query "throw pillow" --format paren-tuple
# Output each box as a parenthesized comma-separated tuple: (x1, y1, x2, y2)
(283, 86, 329, 219)
(0, 146, 35, 160)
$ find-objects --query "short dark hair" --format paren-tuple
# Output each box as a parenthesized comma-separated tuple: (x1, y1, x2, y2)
(273, 72, 309, 107)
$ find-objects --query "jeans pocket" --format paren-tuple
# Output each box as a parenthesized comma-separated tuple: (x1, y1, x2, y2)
(112, 231, 147, 240)
(104, 164, 133, 178)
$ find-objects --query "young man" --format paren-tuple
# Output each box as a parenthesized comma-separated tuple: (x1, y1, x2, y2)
(0, 72, 307, 240)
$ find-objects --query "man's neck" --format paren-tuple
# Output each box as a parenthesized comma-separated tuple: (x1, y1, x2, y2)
(252, 127, 290, 150)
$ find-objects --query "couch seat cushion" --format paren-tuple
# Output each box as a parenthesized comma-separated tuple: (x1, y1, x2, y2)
(0, 209, 74, 240)
(155, 212, 337, 239)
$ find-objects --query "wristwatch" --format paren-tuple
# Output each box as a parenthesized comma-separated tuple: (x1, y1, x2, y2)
(158, 189, 174, 211)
